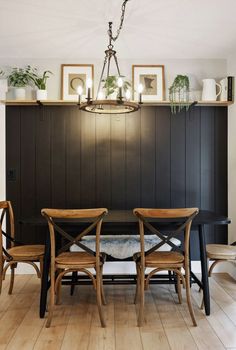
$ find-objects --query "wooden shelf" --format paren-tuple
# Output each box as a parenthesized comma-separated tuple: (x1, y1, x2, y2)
(0, 99, 233, 107)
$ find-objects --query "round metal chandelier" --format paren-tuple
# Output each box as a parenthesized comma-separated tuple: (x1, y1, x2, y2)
(79, 0, 142, 114)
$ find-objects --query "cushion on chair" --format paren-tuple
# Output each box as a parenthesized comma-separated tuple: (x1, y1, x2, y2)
(70, 235, 181, 259)
(206, 244, 236, 260)
(7, 245, 45, 259)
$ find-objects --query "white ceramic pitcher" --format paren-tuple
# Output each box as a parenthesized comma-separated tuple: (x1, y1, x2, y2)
(202, 79, 222, 101)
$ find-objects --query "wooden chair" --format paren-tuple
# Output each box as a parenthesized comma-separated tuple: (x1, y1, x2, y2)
(133, 207, 199, 327)
(0, 200, 44, 294)
(41, 208, 108, 328)
(206, 243, 236, 276)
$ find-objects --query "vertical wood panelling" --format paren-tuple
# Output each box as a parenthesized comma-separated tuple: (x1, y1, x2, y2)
(155, 107, 171, 207)
(110, 116, 126, 209)
(201, 107, 215, 244)
(5, 106, 228, 256)
(51, 107, 66, 208)
(20, 107, 37, 243)
(170, 110, 186, 207)
(186, 107, 201, 259)
(95, 114, 111, 208)
(126, 111, 141, 209)
(214, 107, 228, 244)
(66, 107, 81, 208)
(6, 107, 21, 242)
(80, 111, 96, 208)
(140, 107, 156, 207)
(186, 107, 201, 207)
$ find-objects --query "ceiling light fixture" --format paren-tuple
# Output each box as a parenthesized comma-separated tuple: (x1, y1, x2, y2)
(79, 0, 141, 114)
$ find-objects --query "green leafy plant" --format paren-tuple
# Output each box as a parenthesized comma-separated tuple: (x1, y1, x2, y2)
(0, 70, 4, 78)
(28, 68, 53, 90)
(102, 75, 131, 97)
(169, 75, 190, 114)
(8, 65, 32, 87)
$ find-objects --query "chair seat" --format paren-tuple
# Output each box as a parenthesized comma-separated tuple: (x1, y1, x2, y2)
(55, 251, 97, 266)
(134, 251, 184, 266)
(206, 244, 236, 260)
(7, 245, 44, 260)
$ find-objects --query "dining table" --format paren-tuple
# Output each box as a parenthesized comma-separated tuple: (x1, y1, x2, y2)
(20, 209, 230, 318)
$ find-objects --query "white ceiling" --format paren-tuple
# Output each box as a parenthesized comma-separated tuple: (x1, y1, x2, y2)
(0, 0, 236, 59)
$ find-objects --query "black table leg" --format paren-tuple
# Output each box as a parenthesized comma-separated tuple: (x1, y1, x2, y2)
(198, 224, 210, 315)
(39, 234, 51, 318)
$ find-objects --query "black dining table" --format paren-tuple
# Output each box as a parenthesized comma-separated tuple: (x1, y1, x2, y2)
(20, 209, 230, 318)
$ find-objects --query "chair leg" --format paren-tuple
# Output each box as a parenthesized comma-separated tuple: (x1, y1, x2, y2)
(46, 270, 55, 328)
(70, 271, 77, 296)
(134, 263, 140, 304)
(177, 269, 182, 304)
(185, 266, 197, 326)
(96, 272, 106, 327)
(100, 266, 106, 305)
(8, 263, 17, 295)
(138, 267, 145, 327)
(0, 258, 3, 294)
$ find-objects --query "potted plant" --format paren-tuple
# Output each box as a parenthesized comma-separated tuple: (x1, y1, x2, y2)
(28, 68, 53, 100)
(7, 65, 32, 100)
(102, 75, 131, 98)
(169, 75, 190, 114)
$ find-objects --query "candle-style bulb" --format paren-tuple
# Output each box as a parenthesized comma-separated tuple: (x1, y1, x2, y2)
(77, 85, 83, 105)
(138, 83, 143, 104)
(87, 78, 92, 102)
(125, 89, 131, 100)
(87, 78, 92, 88)
(117, 77, 123, 88)
(77, 86, 83, 95)
(138, 83, 143, 93)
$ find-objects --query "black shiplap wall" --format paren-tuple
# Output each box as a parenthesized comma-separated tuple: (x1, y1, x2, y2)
(6, 105, 228, 259)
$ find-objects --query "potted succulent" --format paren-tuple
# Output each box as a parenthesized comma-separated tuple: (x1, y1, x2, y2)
(28, 68, 53, 100)
(102, 75, 131, 98)
(169, 75, 190, 114)
(7, 65, 32, 100)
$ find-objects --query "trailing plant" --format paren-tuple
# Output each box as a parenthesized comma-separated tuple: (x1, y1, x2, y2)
(28, 68, 53, 90)
(102, 75, 131, 97)
(169, 75, 190, 114)
(8, 65, 32, 87)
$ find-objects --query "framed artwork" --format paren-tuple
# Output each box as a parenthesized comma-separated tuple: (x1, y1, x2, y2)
(61, 64, 94, 100)
(132, 65, 165, 101)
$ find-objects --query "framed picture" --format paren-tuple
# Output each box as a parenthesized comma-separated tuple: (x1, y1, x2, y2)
(132, 65, 165, 102)
(61, 64, 94, 100)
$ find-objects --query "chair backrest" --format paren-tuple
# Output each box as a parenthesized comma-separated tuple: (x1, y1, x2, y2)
(0, 201, 16, 261)
(133, 208, 199, 265)
(41, 208, 108, 267)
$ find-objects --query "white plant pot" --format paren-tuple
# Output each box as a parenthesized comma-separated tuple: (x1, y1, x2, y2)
(13, 87, 26, 100)
(36, 89, 47, 100)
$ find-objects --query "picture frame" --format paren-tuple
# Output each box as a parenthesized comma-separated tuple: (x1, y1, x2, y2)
(132, 65, 165, 102)
(61, 64, 94, 100)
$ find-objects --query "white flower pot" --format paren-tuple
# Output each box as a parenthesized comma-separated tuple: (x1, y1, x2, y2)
(13, 87, 26, 100)
(36, 89, 47, 100)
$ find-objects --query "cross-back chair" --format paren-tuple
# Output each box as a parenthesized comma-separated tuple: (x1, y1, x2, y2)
(133, 207, 199, 327)
(0, 200, 44, 294)
(41, 208, 108, 328)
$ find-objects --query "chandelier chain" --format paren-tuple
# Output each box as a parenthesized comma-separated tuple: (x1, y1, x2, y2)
(108, 0, 129, 43)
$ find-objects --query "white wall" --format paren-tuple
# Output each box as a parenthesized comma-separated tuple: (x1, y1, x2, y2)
(228, 52, 236, 244)
(0, 58, 227, 100)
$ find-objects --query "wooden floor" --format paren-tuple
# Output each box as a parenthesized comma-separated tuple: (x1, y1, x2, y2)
(0, 273, 236, 349)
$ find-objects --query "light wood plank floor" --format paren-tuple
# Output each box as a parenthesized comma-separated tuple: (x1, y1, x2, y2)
(0, 273, 236, 349)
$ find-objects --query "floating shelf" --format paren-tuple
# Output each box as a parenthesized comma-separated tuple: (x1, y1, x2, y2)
(0, 99, 233, 107)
